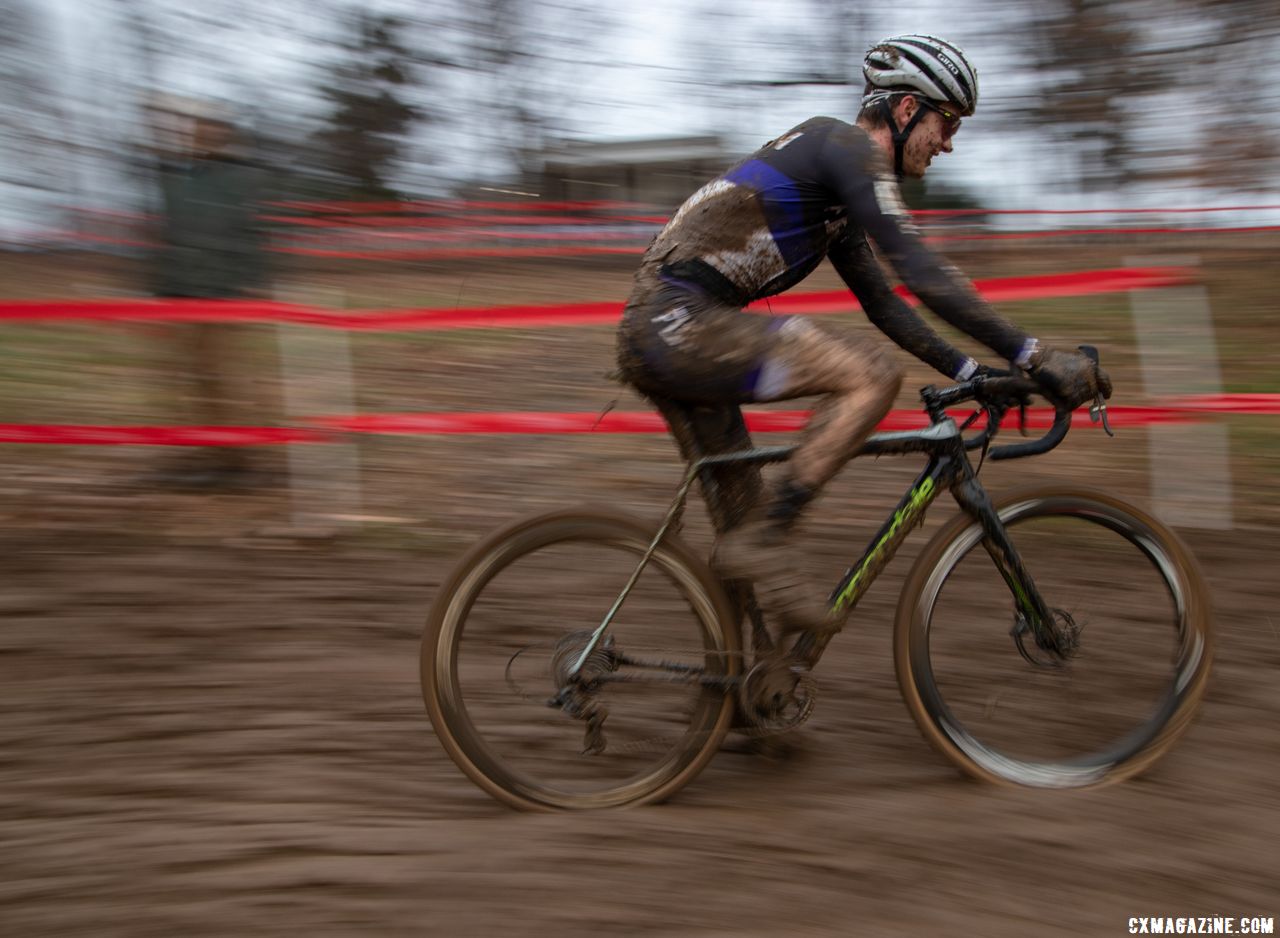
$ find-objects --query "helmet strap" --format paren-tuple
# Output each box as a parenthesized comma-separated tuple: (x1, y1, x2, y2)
(879, 97, 928, 178)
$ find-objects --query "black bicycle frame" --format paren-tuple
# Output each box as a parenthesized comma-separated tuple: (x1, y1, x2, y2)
(568, 397, 1067, 683)
(567, 363, 1102, 683)
(688, 415, 1057, 670)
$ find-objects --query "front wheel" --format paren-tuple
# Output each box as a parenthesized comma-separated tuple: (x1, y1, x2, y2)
(895, 486, 1212, 788)
(422, 507, 740, 810)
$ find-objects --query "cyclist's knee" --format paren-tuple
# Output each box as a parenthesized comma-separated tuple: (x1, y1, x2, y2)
(835, 337, 902, 393)
(873, 349, 904, 400)
(854, 343, 903, 406)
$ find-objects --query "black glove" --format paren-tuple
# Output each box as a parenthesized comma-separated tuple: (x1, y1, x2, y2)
(1026, 346, 1113, 409)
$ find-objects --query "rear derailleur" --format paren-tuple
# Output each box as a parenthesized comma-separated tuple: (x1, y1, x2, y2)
(546, 631, 618, 755)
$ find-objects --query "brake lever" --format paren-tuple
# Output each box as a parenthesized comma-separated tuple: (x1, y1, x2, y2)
(1077, 344, 1115, 437)
(1091, 397, 1114, 436)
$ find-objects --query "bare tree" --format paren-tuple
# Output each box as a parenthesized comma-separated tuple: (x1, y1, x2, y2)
(311, 10, 422, 198)
(1011, 0, 1280, 191)
(450, 0, 622, 180)
(0, 0, 78, 213)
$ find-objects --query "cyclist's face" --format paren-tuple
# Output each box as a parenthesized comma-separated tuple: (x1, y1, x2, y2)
(901, 98, 958, 179)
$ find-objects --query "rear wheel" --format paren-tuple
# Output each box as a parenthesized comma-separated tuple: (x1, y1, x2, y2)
(896, 487, 1212, 788)
(422, 507, 739, 810)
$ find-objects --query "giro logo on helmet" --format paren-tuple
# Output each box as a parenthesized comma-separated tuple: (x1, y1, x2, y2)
(935, 53, 961, 78)
(862, 34, 979, 117)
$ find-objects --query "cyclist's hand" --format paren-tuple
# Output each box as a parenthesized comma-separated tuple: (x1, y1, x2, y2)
(1026, 346, 1112, 409)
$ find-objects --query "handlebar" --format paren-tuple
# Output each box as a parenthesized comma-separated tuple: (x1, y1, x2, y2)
(920, 344, 1109, 461)
(989, 406, 1072, 460)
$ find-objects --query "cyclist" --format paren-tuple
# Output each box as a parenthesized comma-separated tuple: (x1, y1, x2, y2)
(615, 34, 1111, 636)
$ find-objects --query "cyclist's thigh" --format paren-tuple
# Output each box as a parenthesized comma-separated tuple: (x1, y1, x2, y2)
(622, 287, 798, 528)
(751, 316, 898, 402)
(622, 285, 784, 404)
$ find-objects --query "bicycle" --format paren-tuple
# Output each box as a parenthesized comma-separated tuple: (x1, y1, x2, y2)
(421, 349, 1212, 810)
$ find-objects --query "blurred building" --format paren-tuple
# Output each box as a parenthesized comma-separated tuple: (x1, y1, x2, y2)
(536, 136, 731, 208)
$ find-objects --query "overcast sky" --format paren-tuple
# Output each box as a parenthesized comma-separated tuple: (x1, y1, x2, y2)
(23, 0, 1056, 203)
(11, 0, 1277, 230)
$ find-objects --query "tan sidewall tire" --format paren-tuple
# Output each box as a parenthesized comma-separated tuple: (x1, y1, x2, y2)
(894, 485, 1212, 789)
(422, 506, 740, 811)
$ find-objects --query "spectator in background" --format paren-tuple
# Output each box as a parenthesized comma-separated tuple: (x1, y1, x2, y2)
(143, 96, 275, 491)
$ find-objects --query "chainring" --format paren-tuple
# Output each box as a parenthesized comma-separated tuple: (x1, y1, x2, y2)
(737, 658, 818, 734)
(506, 634, 813, 752)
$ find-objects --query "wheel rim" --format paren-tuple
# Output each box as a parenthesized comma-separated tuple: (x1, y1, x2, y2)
(429, 522, 733, 809)
(909, 497, 1207, 787)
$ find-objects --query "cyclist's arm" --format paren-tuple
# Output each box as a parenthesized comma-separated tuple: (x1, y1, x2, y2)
(827, 229, 982, 379)
(819, 124, 1036, 367)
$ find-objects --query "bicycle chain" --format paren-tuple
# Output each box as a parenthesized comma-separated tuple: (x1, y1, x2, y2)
(504, 643, 818, 755)
(599, 670, 819, 756)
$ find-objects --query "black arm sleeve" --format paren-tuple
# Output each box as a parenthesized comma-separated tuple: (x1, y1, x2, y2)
(818, 123, 1031, 363)
(827, 229, 972, 378)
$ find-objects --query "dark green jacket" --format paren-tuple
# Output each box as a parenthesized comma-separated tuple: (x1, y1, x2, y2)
(152, 155, 269, 298)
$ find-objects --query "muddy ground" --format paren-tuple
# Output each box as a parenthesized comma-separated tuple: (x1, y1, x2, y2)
(2, 246, 1278, 936)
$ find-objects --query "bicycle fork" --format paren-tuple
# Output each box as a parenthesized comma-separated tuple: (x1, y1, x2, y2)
(952, 477, 1077, 666)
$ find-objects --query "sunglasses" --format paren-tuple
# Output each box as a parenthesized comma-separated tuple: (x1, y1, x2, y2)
(917, 99, 962, 139)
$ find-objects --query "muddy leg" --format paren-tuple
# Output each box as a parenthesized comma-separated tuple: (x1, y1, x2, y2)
(649, 396, 763, 535)
(755, 318, 903, 494)
(648, 396, 774, 655)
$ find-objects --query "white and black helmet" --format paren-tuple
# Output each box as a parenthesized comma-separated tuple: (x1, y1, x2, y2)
(862, 34, 979, 117)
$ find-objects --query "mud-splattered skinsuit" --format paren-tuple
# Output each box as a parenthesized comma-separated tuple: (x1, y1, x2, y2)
(617, 116, 1032, 533)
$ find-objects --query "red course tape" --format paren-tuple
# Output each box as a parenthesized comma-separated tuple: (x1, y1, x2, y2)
(0, 425, 327, 445)
(0, 266, 1195, 329)
(2, 267, 1264, 446)
(1, 397, 1274, 445)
